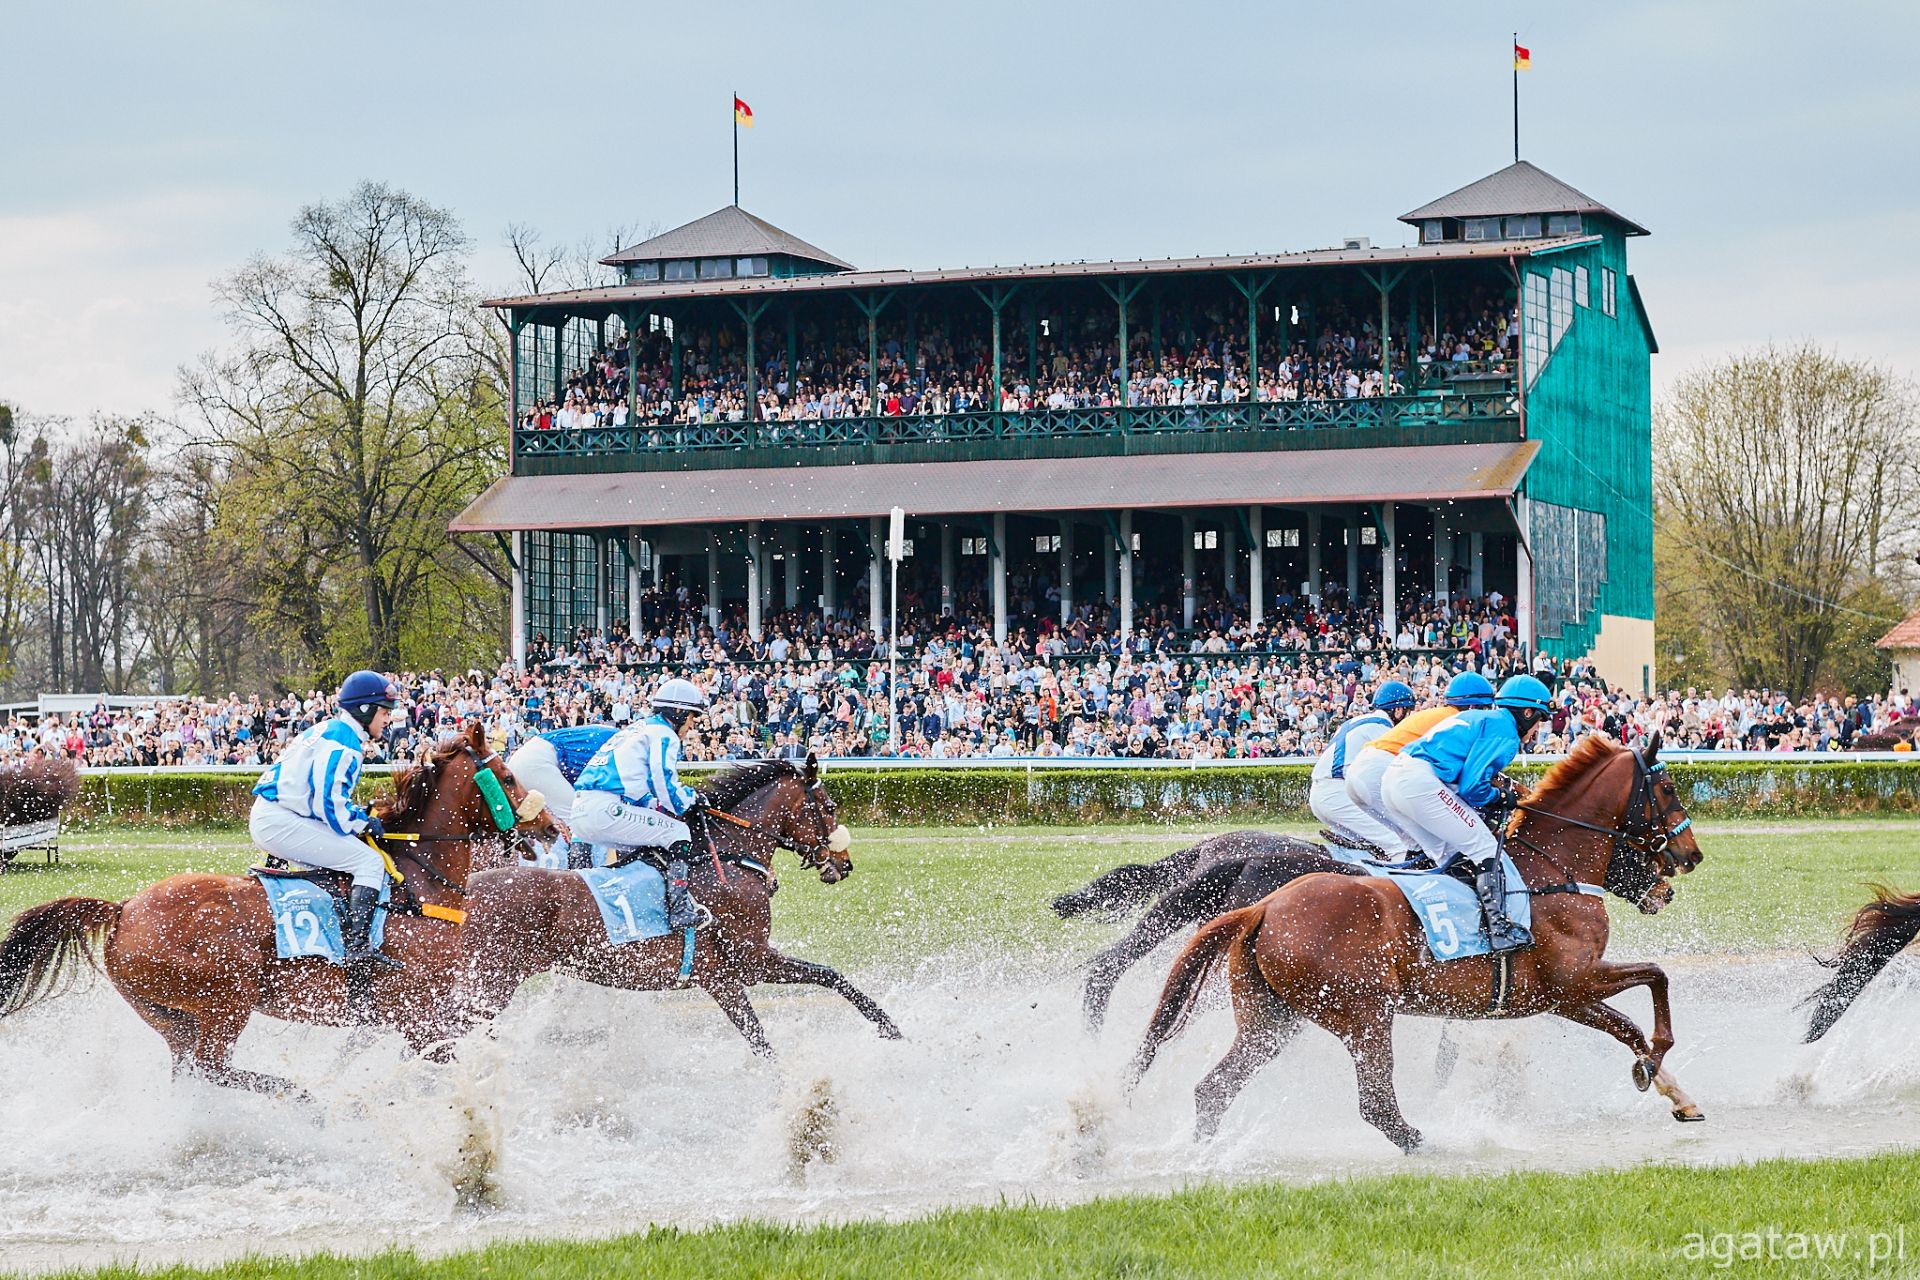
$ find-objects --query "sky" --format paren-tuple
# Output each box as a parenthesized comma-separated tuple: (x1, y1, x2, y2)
(4, 0, 1917, 421)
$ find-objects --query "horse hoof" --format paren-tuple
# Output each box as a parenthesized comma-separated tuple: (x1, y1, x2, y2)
(1672, 1106, 1706, 1123)
(1396, 1132, 1425, 1154)
(1632, 1058, 1656, 1092)
(878, 1023, 904, 1041)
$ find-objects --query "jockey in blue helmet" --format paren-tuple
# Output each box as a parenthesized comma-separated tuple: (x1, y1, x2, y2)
(1443, 670, 1495, 708)
(569, 678, 714, 930)
(250, 670, 403, 972)
(1381, 673, 1555, 953)
(1310, 680, 1417, 853)
(1341, 670, 1495, 858)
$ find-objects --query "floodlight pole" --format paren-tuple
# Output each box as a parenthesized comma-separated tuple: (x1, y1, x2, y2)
(887, 506, 905, 754)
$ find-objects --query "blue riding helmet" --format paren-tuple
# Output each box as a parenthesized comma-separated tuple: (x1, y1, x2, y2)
(338, 669, 399, 714)
(1371, 680, 1417, 711)
(1494, 674, 1554, 714)
(1443, 671, 1495, 708)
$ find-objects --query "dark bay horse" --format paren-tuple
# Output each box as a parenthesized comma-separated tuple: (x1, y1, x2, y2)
(0, 723, 556, 1097)
(1052, 832, 1366, 1032)
(1127, 733, 1704, 1151)
(450, 755, 901, 1055)
(1803, 885, 1920, 1041)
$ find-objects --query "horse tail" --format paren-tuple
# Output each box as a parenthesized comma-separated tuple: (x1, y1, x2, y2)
(1126, 903, 1266, 1087)
(1051, 843, 1204, 919)
(0, 897, 121, 1019)
(1804, 885, 1920, 1042)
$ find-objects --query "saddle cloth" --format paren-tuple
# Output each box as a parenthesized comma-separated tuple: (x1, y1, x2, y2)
(577, 860, 672, 944)
(252, 869, 387, 965)
(1370, 852, 1533, 962)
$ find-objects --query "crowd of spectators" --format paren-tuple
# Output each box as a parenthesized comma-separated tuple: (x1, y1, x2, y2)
(517, 293, 1518, 438)
(8, 586, 1915, 772)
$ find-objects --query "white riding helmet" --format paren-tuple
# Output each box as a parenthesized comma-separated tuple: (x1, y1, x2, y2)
(651, 677, 711, 714)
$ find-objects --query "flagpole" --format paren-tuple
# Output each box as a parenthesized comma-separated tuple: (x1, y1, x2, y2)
(1512, 34, 1520, 163)
(732, 90, 740, 206)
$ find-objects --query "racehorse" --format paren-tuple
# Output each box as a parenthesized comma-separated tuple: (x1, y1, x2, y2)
(1802, 884, 1920, 1041)
(448, 755, 901, 1055)
(0, 723, 555, 1098)
(1051, 832, 1367, 1032)
(1126, 733, 1704, 1151)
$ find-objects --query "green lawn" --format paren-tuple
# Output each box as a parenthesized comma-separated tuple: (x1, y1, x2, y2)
(9, 820, 1920, 970)
(36, 1148, 1920, 1279)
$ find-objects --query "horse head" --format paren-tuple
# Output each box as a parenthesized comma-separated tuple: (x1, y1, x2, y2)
(378, 722, 561, 879)
(702, 755, 853, 884)
(789, 752, 854, 884)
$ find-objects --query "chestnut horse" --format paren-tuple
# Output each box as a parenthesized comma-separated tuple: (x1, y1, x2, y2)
(0, 723, 555, 1098)
(1127, 733, 1704, 1151)
(450, 755, 901, 1054)
(1803, 884, 1920, 1041)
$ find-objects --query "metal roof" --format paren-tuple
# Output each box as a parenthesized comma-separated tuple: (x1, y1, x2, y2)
(450, 440, 1539, 532)
(488, 237, 1582, 312)
(600, 205, 855, 270)
(1398, 161, 1648, 237)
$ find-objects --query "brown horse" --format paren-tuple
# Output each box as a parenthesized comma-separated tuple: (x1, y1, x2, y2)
(450, 755, 901, 1055)
(0, 722, 555, 1099)
(1127, 733, 1705, 1151)
(1803, 885, 1920, 1041)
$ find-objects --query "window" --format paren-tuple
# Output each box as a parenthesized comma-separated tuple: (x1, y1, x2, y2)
(961, 537, 987, 556)
(1549, 267, 1574, 348)
(1266, 528, 1301, 548)
(627, 262, 661, 282)
(896, 539, 916, 558)
(1422, 219, 1446, 244)
(1547, 213, 1583, 236)
(1601, 267, 1618, 317)
(736, 257, 768, 277)
(1035, 534, 1061, 553)
(698, 258, 733, 280)
(663, 260, 695, 281)
(1505, 214, 1543, 239)
(1463, 217, 1502, 242)
(1574, 265, 1590, 308)
(1360, 526, 1378, 546)
(1193, 530, 1218, 551)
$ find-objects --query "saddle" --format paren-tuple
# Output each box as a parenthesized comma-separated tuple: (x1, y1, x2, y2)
(252, 858, 353, 905)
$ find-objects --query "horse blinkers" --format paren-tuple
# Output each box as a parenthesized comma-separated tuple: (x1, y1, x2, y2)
(1605, 752, 1697, 914)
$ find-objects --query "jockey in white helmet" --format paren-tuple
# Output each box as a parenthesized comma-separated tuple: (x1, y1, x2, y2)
(569, 678, 713, 930)
(249, 670, 403, 971)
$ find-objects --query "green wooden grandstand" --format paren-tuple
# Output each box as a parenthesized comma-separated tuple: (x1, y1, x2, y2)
(453, 160, 1656, 690)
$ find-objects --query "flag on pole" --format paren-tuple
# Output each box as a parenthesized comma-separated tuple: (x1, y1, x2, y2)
(734, 96, 754, 128)
(1512, 42, 1531, 70)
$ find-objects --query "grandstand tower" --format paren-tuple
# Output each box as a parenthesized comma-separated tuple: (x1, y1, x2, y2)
(454, 161, 1656, 690)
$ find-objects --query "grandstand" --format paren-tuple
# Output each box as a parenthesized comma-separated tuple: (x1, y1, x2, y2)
(452, 160, 1657, 692)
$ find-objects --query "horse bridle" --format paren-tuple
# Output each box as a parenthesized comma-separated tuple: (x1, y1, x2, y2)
(374, 743, 540, 895)
(1506, 748, 1693, 896)
(701, 773, 842, 871)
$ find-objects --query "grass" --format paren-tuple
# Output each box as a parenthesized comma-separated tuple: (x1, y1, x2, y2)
(36, 1148, 1920, 1279)
(9, 820, 1920, 970)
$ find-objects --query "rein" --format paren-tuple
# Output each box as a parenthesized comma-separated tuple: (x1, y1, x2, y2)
(1505, 750, 1689, 898)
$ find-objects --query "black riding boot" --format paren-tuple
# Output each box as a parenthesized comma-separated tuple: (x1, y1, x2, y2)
(661, 842, 711, 931)
(1471, 859, 1530, 954)
(343, 885, 404, 972)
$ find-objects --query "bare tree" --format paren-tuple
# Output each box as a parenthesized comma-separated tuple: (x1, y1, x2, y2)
(1655, 344, 1919, 695)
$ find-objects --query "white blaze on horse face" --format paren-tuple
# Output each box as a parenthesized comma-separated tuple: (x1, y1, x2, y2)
(827, 824, 852, 854)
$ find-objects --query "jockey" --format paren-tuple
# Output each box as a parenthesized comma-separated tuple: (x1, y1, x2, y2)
(504, 724, 617, 867)
(1342, 671, 1495, 856)
(1309, 680, 1416, 852)
(569, 678, 713, 930)
(1382, 674, 1555, 954)
(249, 670, 403, 972)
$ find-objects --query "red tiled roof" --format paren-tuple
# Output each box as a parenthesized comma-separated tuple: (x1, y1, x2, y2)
(1877, 608, 1920, 650)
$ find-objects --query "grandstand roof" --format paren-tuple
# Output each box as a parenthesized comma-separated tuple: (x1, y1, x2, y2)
(1877, 608, 1920, 651)
(600, 205, 855, 271)
(451, 440, 1539, 533)
(489, 237, 1592, 312)
(1398, 161, 1648, 237)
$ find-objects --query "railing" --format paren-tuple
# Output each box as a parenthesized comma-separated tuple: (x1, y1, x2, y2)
(534, 646, 1477, 675)
(513, 390, 1520, 460)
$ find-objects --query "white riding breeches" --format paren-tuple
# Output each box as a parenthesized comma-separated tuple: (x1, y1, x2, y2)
(1308, 775, 1408, 852)
(568, 793, 691, 854)
(1341, 746, 1421, 852)
(1380, 754, 1499, 869)
(506, 737, 577, 824)
(249, 798, 387, 889)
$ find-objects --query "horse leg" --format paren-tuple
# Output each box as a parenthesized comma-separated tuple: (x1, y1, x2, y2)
(1554, 999, 1704, 1122)
(1328, 1005, 1422, 1153)
(759, 952, 902, 1039)
(1431, 1023, 1461, 1090)
(184, 1002, 311, 1102)
(1582, 961, 1678, 1067)
(122, 990, 202, 1074)
(703, 977, 774, 1059)
(1084, 897, 1196, 1034)
(1193, 952, 1300, 1141)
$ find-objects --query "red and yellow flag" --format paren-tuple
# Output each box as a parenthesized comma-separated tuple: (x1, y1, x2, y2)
(1513, 42, 1531, 70)
(734, 96, 754, 128)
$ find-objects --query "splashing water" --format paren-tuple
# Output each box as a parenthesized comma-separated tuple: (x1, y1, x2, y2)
(0, 952, 1915, 1273)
